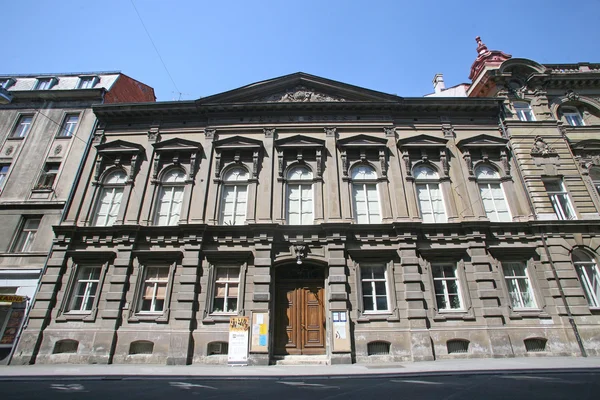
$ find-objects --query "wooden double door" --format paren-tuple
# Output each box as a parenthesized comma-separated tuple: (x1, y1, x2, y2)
(274, 280, 325, 355)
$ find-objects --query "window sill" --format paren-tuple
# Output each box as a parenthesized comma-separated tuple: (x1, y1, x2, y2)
(54, 135, 72, 140)
(31, 188, 54, 193)
(357, 312, 396, 323)
(6, 137, 25, 141)
(0, 251, 47, 257)
(508, 308, 551, 320)
(433, 310, 475, 321)
(203, 313, 238, 324)
(56, 311, 96, 322)
(129, 310, 169, 323)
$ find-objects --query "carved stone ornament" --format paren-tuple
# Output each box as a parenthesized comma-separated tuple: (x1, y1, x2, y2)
(147, 121, 161, 143)
(54, 144, 63, 155)
(530, 136, 557, 156)
(263, 127, 276, 138)
(204, 128, 216, 140)
(442, 124, 455, 138)
(383, 126, 396, 137)
(324, 127, 337, 137)
(402, 150, 411, 176)
(258, 86, 346, 103)
(566, 90, 580, 102)
(5, 146, 14, 156)
(463, 150, 473, 175)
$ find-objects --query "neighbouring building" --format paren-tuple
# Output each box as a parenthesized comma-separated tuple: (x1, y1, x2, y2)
(11, 39, 600, 366)
(0, 72, 155, 364)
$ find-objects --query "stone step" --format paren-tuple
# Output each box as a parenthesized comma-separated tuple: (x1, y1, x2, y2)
(273, 355, 330, 366)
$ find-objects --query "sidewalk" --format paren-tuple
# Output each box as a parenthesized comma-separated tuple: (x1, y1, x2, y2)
(1, 356, 600, 380)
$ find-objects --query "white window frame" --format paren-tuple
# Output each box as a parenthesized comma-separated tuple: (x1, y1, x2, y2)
(11, 217, 41, 253)
(360, 264, 390, 314)
(78, 76, 98, 89)
(414, 165, 447, 223)
(0, 78, 15, 89)
(138, 266, 170, 313)
(432, 263, 464, 311)
(211, 267, 241, 314)
(67, 266, 101, 313)
(562, 106, 585, 126)
(544, 180, 576, 220)
(34, 78, 55, 90)
(154, 168, 186, 226)
(351, 165, 381, 224)
(502, 261, 537, 309)
(286, 166, 314, 225)
(573, 250, 600, 308)
(57, 114, 79, 137)
(476, 165, 511, 222)
(514, 101, 535, 122)
(10, 115, 33, 139)
(219, 167, 249, 226)
(0, 164, 10, 190)
(93, 170, 127, 227)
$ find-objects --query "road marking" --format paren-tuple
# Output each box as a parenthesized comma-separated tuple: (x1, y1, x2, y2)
(278, 381, 339, 389)
(50, 384, 86, 392)
(169, 381, 218, 390)
(391, 379, 444, 385)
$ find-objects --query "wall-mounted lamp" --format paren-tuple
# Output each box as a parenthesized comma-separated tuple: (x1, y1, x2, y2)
(294, 244, 307, 265)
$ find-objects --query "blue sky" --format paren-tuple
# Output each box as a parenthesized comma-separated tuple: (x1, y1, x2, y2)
(4, 0, 599, 101)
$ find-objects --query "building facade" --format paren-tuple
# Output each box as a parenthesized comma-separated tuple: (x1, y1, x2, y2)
(0, 72, 155, 364)
(11, 41, 600, 365)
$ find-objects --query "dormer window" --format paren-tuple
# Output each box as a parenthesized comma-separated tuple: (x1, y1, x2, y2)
(0, 78, 15, 89)
(78, 76, 98, 89)
(562, 106, 584, 126)
(514, 102, 535, 122)
(34, 77, 56, 90)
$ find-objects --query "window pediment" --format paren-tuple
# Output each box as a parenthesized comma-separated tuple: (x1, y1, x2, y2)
(214, 135, 263, 151)
(153, 138, 202, 153)
(397, 134, 448, 149)
(275, 135, 325, 149)
(338, 134, 387, 149)
(96, 139, 145, 156)
(571, 139, 600, 152)
(457, 134, 508, 149)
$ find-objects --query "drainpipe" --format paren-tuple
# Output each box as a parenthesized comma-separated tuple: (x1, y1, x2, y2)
(499, 113, 587, 357)
(8, 116, 99, 364)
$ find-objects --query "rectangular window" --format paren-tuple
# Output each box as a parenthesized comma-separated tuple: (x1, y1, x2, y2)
(94, 186, 124, 227)
(0, 164, 10, 190)
(479, 183, 511, 222)
(361, 265, 389, 312)
(155, 186, 184, 226)
(544, 180, 576, 220)
(503, 262, 536, 309)
(575, 261, 600, 307)
(12, 217, 41, 253)
(0, 78, 14, 89)
(212, 267, 240, 314)
(139, 267, 169, 313)
(220, 185, 247, 225)
(514, 102, 535, 122)
(416, 183, 447, 223)
(287, 183, 313, 225)
(68, 267, 101, 313)
(78, 77, 97, 89)
(35, 78, 52, 90)
(432, 264, 463, 310)
(35, 162, 60, 190)
(10, 115, 33, 139)
(58, 114, 79, 137)
(353, 183, 381, 224)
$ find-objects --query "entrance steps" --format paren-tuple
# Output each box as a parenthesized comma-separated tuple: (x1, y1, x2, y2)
(273, 355, 329, 366)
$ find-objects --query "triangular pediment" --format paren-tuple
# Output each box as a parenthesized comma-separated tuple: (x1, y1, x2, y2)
(197, 72, 401, 104)
(397, 134, 448, 148)
(153, 138, 202, 152)
(571, 139, 600, 151)
(457, 134, 508, 149)
(338, 134, 388, 149)
(275, 135, 325, 149)
(213, 135, 263, 150)
(96, 139, 145, 154)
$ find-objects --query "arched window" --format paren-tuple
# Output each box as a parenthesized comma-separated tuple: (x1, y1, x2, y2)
(589, 166, 600, 196)
(93, 170, 127, 226)
(351, 165, 381, 224)
(561, 106, 584, 126)
(514, 101, 535, 121)
(572, 249, 600, 307)
(414, 165, 447, 223)
(286, 166, 313, 225)
(219, 167, 249, 225)
(475, 165, 511, 222)
(154, 168, 186, 226)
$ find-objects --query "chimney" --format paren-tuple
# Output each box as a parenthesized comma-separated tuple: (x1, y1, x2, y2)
(433, 74, 445, 94)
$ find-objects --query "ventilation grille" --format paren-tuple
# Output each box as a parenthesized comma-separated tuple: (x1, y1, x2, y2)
(208, 341, 229, 355)
(53, 339, 79, 354)
(367, 341, 391, 356)
(447, 339, 469, 354)
(524, 338, 547, 353)
(129, 340, 154, 355)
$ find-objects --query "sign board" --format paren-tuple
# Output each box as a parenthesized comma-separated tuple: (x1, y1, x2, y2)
(250, 312, 269, 352)
(331, 310, 351, 352)
(0, 295, 25, 303)
(228, 316, 250, 365)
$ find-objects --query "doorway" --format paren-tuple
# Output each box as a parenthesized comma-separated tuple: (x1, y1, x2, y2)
(274, 265, 325, 355)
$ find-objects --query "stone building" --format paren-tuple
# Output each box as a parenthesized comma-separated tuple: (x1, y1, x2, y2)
(0, 72, 155, 364)
(12, 39, 600, 365)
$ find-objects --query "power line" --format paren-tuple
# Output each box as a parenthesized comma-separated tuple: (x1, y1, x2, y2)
(130, 0, 182, 100)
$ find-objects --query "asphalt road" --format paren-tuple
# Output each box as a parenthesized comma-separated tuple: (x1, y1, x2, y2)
(1, 371, 599, 399)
